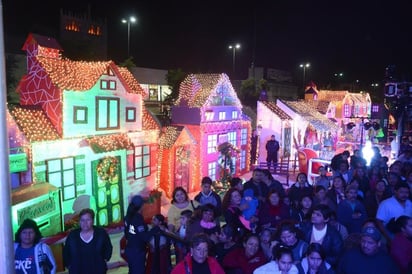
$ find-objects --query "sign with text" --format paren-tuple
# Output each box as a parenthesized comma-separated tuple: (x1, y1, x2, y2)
(9, 153, 28, 173)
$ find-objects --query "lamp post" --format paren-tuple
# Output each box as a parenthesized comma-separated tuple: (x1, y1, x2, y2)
(228, 43, 240, 77)
(122, 16, 137, 57)
(299, 63, 310, 89)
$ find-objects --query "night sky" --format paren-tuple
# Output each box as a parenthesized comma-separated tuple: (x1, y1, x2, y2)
(2, 0, 412, 86)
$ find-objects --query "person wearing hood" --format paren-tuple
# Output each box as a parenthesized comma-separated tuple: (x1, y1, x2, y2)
(124, 195, 151, 274)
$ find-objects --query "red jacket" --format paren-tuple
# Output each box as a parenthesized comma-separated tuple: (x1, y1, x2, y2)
(171, 253, 225, 274)
(390, 232, 412, 274)
(222, 247, 267, 274)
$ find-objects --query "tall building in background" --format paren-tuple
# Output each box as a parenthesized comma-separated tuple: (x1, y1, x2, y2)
(59, 7, 108, 60)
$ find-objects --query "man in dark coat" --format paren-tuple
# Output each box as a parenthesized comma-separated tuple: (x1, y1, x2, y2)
(265, 134, 280, 172)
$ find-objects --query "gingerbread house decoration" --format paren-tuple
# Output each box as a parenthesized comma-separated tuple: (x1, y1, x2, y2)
(164, 73, 251, 194)
(8, 33, 161, 234)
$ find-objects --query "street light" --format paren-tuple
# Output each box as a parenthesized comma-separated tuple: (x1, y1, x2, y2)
(299, 63, 310, 89)
(122, 16, 137, 57)
(228, 43, 241, 77)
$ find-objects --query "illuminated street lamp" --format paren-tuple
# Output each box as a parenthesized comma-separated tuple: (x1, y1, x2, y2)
(228, 43, 241, 77)
(299, 63, 310, 88)
(122, 16, 137, 57)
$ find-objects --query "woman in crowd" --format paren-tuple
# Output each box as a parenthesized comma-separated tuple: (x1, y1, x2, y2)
(171, 233, 225, 274)
(123, 195, 151, 274)
(258, 189, 290, 229)
(326, 175, 346, 208)
(287, 172, 312, 210)
(63, 208, 113, 274)
(291, 193, 313, 223)
(167, 186, 200, 233)
(364, 179, 390, 218)
(222, 233, 267, 274)
(186, 204, 221, 241)
(313, 185, 337, 213)
(296, 243, 335, 274)
(259, 228, 276, 261)
(222, 188, 250, 238)
(253, 244, 299, 274)
(213, 224, 241, 264)
(14, 218, 57, 274)
(275, 221, 309, 265)
(389, 215, 412, 274)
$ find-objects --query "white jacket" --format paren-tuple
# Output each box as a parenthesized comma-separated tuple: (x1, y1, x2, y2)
(14, 242, 57, 274)
(253, 260, 299, 274)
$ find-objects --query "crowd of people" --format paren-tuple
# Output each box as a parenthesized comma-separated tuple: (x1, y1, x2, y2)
(13, 145, 412, 274)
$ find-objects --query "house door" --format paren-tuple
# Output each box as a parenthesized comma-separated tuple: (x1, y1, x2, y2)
(174, 145, 190, 190)
(92, 156, 123, 226)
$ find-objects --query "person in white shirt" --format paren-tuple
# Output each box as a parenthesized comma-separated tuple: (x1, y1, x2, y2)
(254, 244, 299, 274)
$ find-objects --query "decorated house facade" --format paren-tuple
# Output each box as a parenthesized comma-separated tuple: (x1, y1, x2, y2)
(8, 33, 161, 235)
(161, 73, 251, 197)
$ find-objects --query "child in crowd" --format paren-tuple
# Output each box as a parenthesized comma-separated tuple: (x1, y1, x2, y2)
(174, 209, 192, 262)
(240, 188, 259, 231)
(146, 214, 170, 274)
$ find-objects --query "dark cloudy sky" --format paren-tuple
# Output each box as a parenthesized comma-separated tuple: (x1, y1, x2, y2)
(2, 0, 412, 86)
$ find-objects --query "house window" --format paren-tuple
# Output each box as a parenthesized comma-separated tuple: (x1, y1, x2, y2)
(73, 106, 88, 124)
(343, 104, 350, 117)
(208, 162, 216, 181)
(232, 111, 238, 119)
(135, 145, 151, 179)
(219, 111, 226, 120)
(241, 129, 248, 145)
(354, 105, 359, 116)
(228, 131, 237, 146)
(205, 111, 214, 121)
(46, 157, 76, 201)
(126, 107, 136, 122)
(240, 150, 246, 169)
(96, 97, 119, 130)
(100, 80, 116, 90)
(372, 105, 379, 112)
(207, 135, 217, 154)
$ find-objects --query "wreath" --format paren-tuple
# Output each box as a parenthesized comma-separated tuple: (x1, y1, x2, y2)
(97, 156, 118, 181)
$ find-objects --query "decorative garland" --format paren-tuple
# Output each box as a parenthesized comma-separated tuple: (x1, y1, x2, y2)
(97, 156, 118, 181)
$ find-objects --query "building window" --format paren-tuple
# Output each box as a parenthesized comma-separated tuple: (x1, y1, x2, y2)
(73, 106, 88, 124)
(232, 111, 238, 119)
(126, 107, 136, 122)
(135, 145, 151, 179)
(96, 97, 119, 130)
(208, 162, 216, 181)
(372, 105, 379, 112)
(241, 128, 248, 145)
(240, 150, 246, 169)
(207, 134, 217, 154)
(100, 80, 116, 90)
(219, 111, 226, 120)
(343, 104, 350, 117)
(205, 111, 214, 121)
(46, 157, 76, 201)
(228, 131, 237, 146)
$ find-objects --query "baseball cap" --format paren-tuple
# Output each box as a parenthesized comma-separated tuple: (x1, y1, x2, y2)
(361, 226, 381, 242)
(131, 195, 144, 208)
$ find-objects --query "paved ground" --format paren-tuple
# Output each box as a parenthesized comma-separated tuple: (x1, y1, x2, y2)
(57, 170, 296, 273)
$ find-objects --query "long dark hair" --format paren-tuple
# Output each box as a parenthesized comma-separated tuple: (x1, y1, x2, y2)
(222, 188, 240, 211)
(15, 219, 42, 245)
